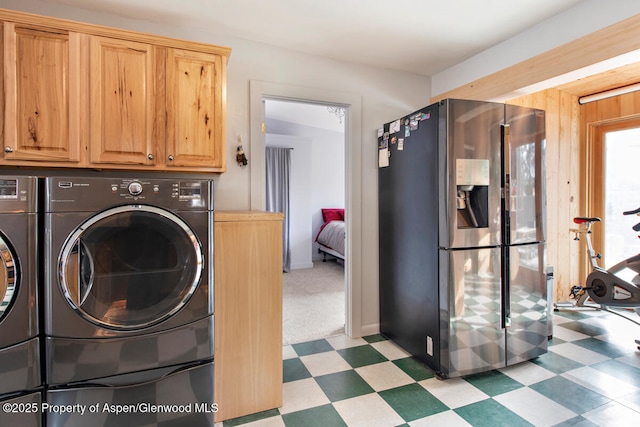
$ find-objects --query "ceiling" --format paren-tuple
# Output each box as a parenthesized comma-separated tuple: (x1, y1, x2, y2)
(40, 0, 585, 77)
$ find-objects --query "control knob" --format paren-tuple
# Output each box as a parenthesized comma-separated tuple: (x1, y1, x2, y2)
(128, 181, 143, 196)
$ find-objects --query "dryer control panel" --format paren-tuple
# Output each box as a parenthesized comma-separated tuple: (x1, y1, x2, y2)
(45, 177, 213, 212)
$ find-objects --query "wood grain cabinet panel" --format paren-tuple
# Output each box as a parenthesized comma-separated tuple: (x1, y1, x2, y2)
(214, 211, 284, 422)
(89, 36, 156, 165)
(166, 49, 225, 170)
(0, 9, 231, 172)
(1, 22, 82, 164)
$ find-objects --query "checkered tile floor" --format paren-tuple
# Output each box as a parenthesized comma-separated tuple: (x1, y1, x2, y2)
(216, 309, 640, 427)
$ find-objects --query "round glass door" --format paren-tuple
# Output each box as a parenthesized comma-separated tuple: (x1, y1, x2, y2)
(59, 205, 203, 330)
(0, 233, 17, 323)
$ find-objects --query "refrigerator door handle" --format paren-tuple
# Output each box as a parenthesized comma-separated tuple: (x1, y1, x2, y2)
(501, 124, 511, 213)
(502, 246, 511, 328)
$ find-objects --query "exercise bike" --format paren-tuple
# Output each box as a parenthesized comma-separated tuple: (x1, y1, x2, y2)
(563, 208, 640, 350)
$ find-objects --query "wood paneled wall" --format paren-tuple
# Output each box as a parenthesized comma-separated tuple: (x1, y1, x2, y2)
(507, 89, 581, 302)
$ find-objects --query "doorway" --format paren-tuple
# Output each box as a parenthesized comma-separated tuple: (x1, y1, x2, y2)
(589, 118, 640, 280)
(264, 99, 346, 344)
(249, 80, 363, 339)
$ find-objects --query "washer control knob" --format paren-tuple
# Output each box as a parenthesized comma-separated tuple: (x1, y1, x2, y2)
(128, 181, 143, 196)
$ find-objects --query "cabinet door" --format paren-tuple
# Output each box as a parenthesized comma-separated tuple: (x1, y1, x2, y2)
(89, 36, 156, 165)
(166, 49, 225, 170)
(2, 23, 81, 163)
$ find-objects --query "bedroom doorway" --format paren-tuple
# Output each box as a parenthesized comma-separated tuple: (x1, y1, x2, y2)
(264, 98, 346, 345)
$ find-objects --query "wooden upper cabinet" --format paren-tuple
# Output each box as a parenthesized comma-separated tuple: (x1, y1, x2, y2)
(2, 22, 82, 163)
(165, 48, 225, 171)
(0, 9, 230, 172)
(89, 36, 156, 165)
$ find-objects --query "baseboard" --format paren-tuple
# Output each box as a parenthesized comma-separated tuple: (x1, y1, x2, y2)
(290, 262, 314, 270)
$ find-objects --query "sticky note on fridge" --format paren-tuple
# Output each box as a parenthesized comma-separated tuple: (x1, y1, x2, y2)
(377, 128, 383, 137)
(398, 138, 404, 151)
(379, 149, 389, 167)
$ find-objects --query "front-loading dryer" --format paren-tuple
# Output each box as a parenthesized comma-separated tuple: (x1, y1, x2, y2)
(0, 176, 42, 427)
(43, 176, 214, 384)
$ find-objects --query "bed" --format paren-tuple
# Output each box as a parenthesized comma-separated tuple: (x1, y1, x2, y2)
(316, 208, 345, 263)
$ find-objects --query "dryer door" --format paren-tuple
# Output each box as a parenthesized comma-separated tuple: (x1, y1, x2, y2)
(0, 232, 18, 323)
(58, 205, 203, 330)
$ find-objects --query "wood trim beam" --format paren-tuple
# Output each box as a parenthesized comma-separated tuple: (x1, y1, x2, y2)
(431, 14, 640, 102)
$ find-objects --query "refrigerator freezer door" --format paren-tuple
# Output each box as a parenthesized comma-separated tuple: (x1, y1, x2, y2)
(440, 99, 503, 250)
(505, 105, 546, 245)
(506, 242, 548, 365)
(440, 247, 505, 378)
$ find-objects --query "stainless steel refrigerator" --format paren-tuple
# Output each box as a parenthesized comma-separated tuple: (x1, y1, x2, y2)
(378, 98, 547, 378)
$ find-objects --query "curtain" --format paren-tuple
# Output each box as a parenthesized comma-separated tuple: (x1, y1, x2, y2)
(265, 147, 291, 272)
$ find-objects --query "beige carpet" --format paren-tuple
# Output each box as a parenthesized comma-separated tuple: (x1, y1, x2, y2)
(283, 260, 345, 345)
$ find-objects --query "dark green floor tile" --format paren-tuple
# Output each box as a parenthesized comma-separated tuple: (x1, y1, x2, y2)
(282, 404, 347, 427)
(547, 335, 567, 346)
(337, 345, 387, 368)
(591, 359, 640, 388)
(572, 337, 630, 359)
(531, 349, 585, 374)
(553, 310, 598, 321)
(379, 383, 448, 422)
(463, 370, 523, 396)
(283, 357, 312, 383)
(455, 399, 533, 427)
(559, 320, 608, 337)
(223, 408, 280, 426)
(552, 415, 600, 426)
(363, 334, 388, 343)
(292, 339, 333, 356)
(315, 370, 374, 402)
(529, 375, 610, 414)
(393, 357, 435, 381)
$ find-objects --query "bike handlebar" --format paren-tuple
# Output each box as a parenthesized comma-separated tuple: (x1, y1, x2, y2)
(623, 207, 640, 215)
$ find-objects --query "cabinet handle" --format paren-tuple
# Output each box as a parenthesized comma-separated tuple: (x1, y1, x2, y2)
(168, 155, 174, 161)
(147, 153, 154, 160)
(4, 146, 13, 153)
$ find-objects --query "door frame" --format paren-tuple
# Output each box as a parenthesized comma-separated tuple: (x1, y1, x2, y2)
(249, 80, 363, 338)
(586, 115, 640, 270)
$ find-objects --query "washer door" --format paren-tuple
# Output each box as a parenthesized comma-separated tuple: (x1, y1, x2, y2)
(0, 232, 18, 323)
(59, 205, 203, 330)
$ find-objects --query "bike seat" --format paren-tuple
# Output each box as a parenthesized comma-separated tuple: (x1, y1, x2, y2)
(573, 217, 601, 224)
(624, 207, 640, 215)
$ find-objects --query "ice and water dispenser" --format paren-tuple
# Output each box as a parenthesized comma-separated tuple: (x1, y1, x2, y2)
(455, 159, 490, 229)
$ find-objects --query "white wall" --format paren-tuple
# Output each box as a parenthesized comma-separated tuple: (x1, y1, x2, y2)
(4, 0, 432, 336)
(432, 0, 640, 97)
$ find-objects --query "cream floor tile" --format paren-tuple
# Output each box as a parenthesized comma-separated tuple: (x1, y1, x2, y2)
(493, 387, 577, 427)
(583, 401, 640, 426)
(370, 339, 411, 360)
(498, 360, 556, 386)
(280, 378, 330, 415)
(562, 366, 640, 400)
(419, 377, 488, 409)
(333, 393, 405, 427)
(300, 350, 351, 377)
(550, 324, 591, 342)
(548, 342, 611, 365)
(282, 345, 297, 360)
(325, 334, 368, 350)
(409, 410, 473, 427)
(355, 361, 414, 392)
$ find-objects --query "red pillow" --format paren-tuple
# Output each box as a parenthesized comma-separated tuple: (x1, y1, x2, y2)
(322, 208, 344, 222)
